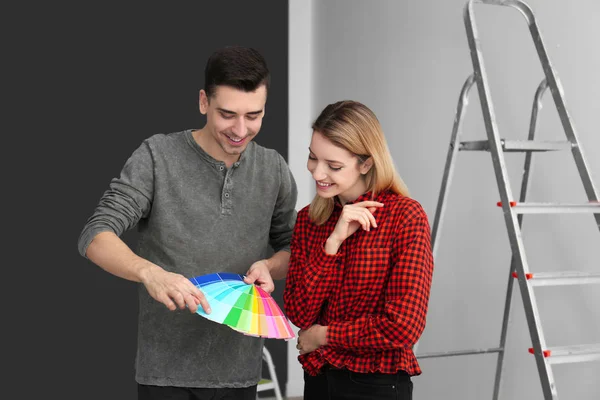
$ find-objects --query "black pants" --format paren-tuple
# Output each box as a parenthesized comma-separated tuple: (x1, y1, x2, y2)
(304, 368, 413, 400)
(137, 384, 257, 400)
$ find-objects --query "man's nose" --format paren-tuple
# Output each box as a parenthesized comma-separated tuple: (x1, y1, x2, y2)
(231, 117, 246, 136)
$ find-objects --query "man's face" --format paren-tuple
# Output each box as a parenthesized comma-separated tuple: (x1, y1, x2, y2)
(200, 85, 267, 158)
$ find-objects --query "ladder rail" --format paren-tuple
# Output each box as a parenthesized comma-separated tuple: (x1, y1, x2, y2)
(420, 3, 598, 399)
(464, 1, 557, 398)
(469, 0, 600, 226)
(413, 75, 475, 356)
(523, 6, 600, 217)
(416, 76, 555, 393)
(431, 74, 476, 260)
(493, 77, 548, 400)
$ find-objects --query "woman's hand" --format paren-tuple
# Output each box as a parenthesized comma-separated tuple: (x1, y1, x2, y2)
(296, 324, 328, 355)
(326, 201, 383, 254)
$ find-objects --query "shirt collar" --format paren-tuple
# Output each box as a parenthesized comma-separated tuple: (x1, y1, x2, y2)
(186, 129, 252, 167)
(334, 191, 378, 208)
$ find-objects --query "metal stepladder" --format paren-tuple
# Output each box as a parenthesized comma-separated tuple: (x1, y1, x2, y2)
(256, 346, 283, 400)
(415, 1, 600, 399)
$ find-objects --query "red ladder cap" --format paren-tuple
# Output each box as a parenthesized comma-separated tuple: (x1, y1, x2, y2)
(497, 201, 517, 207)
(512, 272, 533, 280)
(528, 348, 551, 357)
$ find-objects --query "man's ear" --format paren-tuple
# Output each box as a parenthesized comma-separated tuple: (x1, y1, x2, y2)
(199, 90, 209, 115)
(360, 157, 374, 175)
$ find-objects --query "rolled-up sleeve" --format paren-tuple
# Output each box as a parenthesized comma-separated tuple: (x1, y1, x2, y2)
(77, 141, 154, 257)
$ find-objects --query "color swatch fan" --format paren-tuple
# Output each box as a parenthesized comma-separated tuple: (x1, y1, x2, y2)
(190, 272, 295, 340)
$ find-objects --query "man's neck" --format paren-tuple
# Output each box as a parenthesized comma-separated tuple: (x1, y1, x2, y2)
(192, 128, 240, 168)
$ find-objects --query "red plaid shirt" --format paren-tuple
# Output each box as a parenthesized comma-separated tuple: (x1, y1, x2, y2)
(284, 190, 434, 376)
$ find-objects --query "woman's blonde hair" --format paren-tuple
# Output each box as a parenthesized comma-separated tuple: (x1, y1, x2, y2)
(309, 100, 410, 225)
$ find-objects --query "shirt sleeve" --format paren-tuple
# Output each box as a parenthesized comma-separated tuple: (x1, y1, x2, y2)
(268, 153, 298, 253)
(283, 212, 343, 330)
(77, 140, 154, 257)
(326, 206, 434, 352)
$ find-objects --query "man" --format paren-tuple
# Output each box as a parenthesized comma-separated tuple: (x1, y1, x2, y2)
(78, 46, 297, 400)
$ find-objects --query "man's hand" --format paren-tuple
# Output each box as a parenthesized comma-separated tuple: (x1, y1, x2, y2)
(139, 262, 211, 314)
(297, 324, 328, 355)
(244, 259, 275, 293)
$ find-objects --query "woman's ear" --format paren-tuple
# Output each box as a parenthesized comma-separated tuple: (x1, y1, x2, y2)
(360, 157, 374, 175)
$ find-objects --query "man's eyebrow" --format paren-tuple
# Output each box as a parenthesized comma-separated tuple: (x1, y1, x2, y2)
(217, 107, 263, 115)
(308, 147, 344, 164)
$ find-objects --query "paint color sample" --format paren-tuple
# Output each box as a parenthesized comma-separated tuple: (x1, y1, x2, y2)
(190, 272, 295, 339)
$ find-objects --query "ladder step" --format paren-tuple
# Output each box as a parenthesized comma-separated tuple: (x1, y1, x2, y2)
(497, 201, 600, 214)
(459, 139, 572, 152)
(416, 347, 503, 359)
(512, 271, 600, 286)
(529, 344, 600, 365)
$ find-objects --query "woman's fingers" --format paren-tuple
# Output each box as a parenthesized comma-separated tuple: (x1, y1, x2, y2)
(360, 213, 370, 231)
(366, 209, 377, 228)
(348, 208, 377, 231)
(355, 201, 384, 208)
(334, 201, 383, 241)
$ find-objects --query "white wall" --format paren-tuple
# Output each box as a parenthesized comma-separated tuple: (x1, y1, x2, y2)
(289, 0, 600, 398)
(288, 0, 316, 396)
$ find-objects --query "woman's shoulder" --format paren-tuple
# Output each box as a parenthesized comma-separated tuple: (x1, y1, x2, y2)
(382, 191, 428, 222)
(295, 204, 312, 224)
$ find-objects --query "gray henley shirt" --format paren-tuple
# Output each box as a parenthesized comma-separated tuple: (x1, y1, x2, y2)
(78, 129, 298, 388)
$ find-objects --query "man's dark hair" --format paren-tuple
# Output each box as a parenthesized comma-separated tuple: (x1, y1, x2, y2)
(204, 46, 270, 99)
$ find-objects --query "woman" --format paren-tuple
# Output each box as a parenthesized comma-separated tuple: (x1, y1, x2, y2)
(283, 100, 434, 400)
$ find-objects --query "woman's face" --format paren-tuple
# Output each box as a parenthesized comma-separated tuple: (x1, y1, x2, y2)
(307, 131, 371, 204)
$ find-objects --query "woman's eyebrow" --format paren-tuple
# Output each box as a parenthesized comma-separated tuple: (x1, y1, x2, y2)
(308, 147, 345, 164)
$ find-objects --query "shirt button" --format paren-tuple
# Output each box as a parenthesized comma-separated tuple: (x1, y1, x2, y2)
(234, 162, 240, 167)
(219, 166, 224, 171)
(224, 193, 230, 198)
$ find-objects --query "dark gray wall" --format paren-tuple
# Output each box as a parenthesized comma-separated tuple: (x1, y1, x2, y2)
(10, 2, 289, 399)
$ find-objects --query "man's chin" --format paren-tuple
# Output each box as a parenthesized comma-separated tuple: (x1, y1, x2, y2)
(221, 144, 246, 155)
(221, 136, 254, 152)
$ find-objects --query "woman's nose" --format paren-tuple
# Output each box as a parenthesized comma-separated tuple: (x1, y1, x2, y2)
(310, 163, 327, 181)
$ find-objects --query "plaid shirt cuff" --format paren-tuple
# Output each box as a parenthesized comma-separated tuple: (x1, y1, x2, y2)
(305, 240, 344, 277)
(326, 320, 349, 347)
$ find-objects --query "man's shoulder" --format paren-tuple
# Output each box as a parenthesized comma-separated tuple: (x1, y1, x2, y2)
(133, 130, 192, 159)
(245, 141, 286, 166)
(143, 129, 188, 147)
